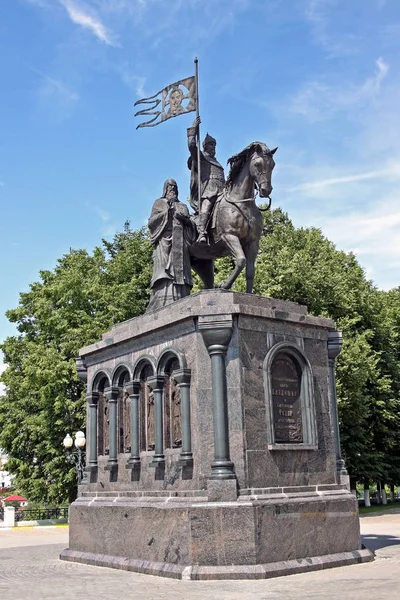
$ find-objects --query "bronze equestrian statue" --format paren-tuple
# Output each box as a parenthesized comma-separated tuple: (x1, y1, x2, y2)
(187, 118, 277, 294)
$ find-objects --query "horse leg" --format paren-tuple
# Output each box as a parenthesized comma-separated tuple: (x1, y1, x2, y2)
(191, 258, 214, 289)
(244, 240, 260, 294)
(216, 234, 246, 290)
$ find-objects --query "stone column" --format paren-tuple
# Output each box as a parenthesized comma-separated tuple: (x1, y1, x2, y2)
(327, 330, 349, 488)
(173, 369, 193, 467)
(199, 317, 237, 500)
(125, 381, 141, 469)
(104, 386, 119, 470)
(86, 392, 99, 469)
(147, 376, 165, 467)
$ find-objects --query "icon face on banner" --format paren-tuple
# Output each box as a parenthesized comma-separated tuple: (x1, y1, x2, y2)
(134, 76, 196, 128)
(167, 87, 185, 117)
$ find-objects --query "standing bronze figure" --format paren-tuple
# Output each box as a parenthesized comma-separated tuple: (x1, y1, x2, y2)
(187, 117, 225, 244)
(146, 179, 195, 312)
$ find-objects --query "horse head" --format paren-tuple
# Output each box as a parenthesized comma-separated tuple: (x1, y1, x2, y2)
(227, 142, 277, 200)
(249, 143, 277, 198)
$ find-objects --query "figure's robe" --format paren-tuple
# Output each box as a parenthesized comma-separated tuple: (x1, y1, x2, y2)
(146, 197, 194, 312)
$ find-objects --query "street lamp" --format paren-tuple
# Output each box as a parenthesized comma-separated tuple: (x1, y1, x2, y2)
(63, 431, 86, 484)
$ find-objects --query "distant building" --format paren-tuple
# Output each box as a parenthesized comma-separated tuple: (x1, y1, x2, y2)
(0, 450, 13, 490)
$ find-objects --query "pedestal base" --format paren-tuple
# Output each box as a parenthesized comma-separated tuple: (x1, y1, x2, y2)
(60, 546, 372, 580)
(61, 488, 373, 579)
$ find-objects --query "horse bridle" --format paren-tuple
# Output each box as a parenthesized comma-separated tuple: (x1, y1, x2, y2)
(254, 183, 272, 211)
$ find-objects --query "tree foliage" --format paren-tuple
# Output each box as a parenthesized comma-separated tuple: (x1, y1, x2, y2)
(215, 207, 400, 484)
(0, 223, 152, 504)
(1, 210, 400, 503)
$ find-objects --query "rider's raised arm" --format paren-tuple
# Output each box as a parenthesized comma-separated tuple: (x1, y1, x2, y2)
(187, 116, 200, 164)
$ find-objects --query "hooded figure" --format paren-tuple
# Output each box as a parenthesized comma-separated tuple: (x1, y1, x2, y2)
(146, 179, 194, 312)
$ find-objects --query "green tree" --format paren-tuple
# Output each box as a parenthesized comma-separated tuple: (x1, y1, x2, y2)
(0, 223, 152, 504)
(1, 210, 400, 502)
(216, 207, 400, 485)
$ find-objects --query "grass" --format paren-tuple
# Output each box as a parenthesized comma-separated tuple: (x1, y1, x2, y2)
(359, 502, 400, 514)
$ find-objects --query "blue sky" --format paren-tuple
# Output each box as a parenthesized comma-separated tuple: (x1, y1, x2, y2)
(1, 0, 400, 377)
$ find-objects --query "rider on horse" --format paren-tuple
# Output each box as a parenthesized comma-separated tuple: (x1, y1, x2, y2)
(187, 116, 225, 244)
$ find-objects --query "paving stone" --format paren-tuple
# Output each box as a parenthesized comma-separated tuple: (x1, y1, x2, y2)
(0, 512, 400, 599)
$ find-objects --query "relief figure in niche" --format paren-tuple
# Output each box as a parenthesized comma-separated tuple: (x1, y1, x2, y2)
(97, 393, 104, 455)
(118, 388, 124, 454)
(163, 358, 181, 449)
(139, 364, 154, 451)
(103, 395, 110, 454)
(123, 390, 131, 452)
(171, 379, 182, 448)
(147, 388, 155, 451)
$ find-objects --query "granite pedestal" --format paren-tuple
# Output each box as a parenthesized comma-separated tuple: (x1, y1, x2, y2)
(61, 290, 373, 579)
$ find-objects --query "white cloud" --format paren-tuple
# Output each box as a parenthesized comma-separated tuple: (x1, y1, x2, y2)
(59, 0, 118, 46)
(25, 0, 118, 45)
(285, 162, 400, 193)
(290, 58, 389, 122)
(25, 0, 51, 6)
(95, 0, 251, 45)
(85, 203, 116, 236)
(276, 154, 400, 290)
(117, 63, 147, 96)
(85, 202, 118, 238)
(93, 0, 150, 16)
(31, 66, 79, 119)
(95, 207, 110, 223)
(34, 68, 80, 104)
(101, 224, 117, 237)
(85, 202, 110, 222)
(305, 0, 361, 56)
(319, 196, 400, 289)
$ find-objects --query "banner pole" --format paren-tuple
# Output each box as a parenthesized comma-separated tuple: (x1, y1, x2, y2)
(194, 57, 202, 215)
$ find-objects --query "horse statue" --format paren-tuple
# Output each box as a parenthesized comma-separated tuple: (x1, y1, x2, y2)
(189, 142, 277, 293)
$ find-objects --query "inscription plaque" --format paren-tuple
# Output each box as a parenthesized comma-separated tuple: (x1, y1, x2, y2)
(271, 353, 303, 443)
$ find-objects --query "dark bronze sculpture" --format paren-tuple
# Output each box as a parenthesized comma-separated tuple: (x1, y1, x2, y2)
(187, 117, 225, 244)
(145, 129, 277, 309)
(146, 179, 195, 312)
(189, 139, 277, 293)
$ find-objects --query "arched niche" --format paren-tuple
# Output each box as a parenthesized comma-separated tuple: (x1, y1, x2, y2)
(263, 342, 318, 450)
(112, 363, 133, 387)
(91, 370, 111, 392)
(132, 356, 156, 452)
(90, 370, 111, 457)
(157, 350, 185, 450)
(112, 364, 132, 454)
(156, 347, 187, 375)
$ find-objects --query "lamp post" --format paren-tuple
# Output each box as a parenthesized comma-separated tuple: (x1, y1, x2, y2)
(63, 431, 86, 484)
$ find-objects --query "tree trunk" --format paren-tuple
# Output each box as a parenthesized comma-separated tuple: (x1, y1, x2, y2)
(364, 481, 371, 507)
(376, 481, 381, 504)
(390, 483, 396, 503)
